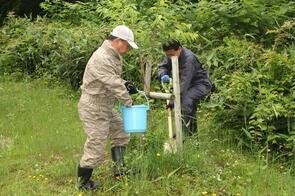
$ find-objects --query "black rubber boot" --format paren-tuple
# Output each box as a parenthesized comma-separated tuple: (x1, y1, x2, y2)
(77, 165, 100, 190)
(111, 146, 126, 179)
(183, 111, 198, 137)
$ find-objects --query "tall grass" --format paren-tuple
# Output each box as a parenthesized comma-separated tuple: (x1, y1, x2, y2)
(0, 76, 294, 195)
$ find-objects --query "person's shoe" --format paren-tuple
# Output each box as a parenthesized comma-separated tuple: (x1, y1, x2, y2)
(77, 165, 100, 190)
(111, 146, 126, 179)
(79, 180, 100, 190)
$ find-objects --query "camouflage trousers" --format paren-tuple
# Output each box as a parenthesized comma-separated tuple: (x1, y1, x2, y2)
(78, 93, 130, 168)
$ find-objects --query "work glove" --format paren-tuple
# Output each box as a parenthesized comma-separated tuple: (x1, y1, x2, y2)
(166, 100, 174, 109)
(124, 81, 138, 94)
(161, 75, 170, 83)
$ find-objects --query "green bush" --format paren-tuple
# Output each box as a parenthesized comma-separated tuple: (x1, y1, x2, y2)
(0, 15, 107, 88)
(206, 36, 295, 156)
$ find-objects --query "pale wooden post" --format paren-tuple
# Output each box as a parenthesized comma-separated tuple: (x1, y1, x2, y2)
(149, 92, 173, 100)
(144, 63, 152, 95)
(171, 56, 183, 155)
(142, 63, 152, 149)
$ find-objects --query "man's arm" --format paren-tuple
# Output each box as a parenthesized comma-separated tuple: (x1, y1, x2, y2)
(180, 56, 198, 96)
(158, 56, 170, 79)
(92, 62, 133, 106)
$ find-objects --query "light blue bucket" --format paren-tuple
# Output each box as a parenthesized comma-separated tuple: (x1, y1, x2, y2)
(120, 104, 149, 133)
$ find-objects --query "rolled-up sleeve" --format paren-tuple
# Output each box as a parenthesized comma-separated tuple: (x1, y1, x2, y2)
(158, 57, 170, 79)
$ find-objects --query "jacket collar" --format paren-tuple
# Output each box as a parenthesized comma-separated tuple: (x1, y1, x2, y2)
(101, 40, 122, 61)
(178, 47, 186, 65)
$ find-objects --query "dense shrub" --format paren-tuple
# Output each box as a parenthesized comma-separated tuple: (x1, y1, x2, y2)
(205, 35, 295, 155)
(0, 15, 108, 88)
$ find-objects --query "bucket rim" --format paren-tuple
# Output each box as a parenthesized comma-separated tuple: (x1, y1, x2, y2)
(124, 129, 146, 133)
(121, 104, 148, 108)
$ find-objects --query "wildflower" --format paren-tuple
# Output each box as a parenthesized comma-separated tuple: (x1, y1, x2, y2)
(156, 153, 161, 157)
(216, 174, 221, 181)
(201, 191, 208, 195)
(212, 194, 217, 196)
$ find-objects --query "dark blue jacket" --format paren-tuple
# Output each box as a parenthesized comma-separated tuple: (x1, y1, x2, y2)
(158, 48, 212, 113)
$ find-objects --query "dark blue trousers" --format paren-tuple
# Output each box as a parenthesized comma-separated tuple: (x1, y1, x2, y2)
(181, 84, 211, 136)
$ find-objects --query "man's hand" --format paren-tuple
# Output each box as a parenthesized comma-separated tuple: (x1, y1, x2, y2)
(124, 81, 138, 94)
(161, 75, 170, 83)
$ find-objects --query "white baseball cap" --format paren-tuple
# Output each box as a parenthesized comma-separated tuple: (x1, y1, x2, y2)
(110, 25, 138, 49)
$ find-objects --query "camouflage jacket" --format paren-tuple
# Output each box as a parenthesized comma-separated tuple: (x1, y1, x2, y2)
(80, 40, 132, 106)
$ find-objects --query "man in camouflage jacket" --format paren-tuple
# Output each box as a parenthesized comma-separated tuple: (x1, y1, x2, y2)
(77, 25, 138, 190)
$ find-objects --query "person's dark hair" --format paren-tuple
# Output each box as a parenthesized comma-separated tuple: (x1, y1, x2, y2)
(108, 34, 118, 41)
(162, 40, 182, 51)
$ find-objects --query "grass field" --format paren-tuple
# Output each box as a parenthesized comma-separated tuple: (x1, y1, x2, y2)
(0, 76, 294, 195)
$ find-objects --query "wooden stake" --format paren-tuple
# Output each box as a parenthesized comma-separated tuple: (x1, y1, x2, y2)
(171, 56, 183, 156)
(149, 92, 173, 100)
(144, 63, 151, 95)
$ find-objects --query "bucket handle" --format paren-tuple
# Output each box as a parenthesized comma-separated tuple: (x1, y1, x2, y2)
(138, 90, 150, 110)
(119, 89, 150, 111)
